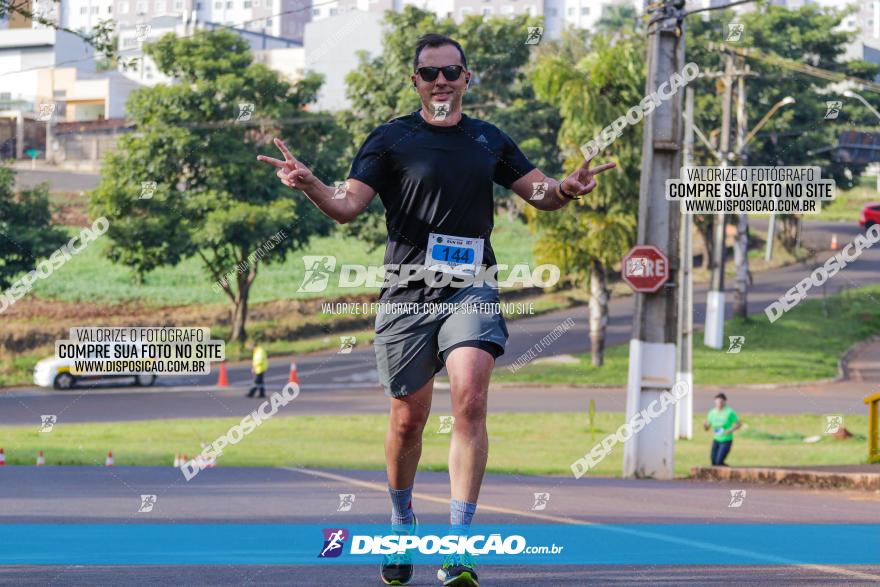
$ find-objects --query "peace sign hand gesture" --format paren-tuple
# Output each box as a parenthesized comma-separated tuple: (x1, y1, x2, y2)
(559, 156, 617, 199)
(256, 138, 318, 191)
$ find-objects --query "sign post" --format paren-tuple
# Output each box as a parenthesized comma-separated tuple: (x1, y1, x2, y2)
(622, 245, 670, 293)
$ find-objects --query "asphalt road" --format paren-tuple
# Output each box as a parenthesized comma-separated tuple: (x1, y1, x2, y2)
(6, 565, 878, 586)
(0, 369, 874, 425)
(0, 467, 878, 585)
(3, 316, 878, 425)
(2, 220, 877, 424)
(13, 166, 100, 193)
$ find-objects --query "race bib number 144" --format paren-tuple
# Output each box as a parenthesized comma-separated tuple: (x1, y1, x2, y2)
(425, 233, 484, 276)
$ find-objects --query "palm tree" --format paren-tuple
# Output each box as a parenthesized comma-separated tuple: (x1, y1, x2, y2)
(528, 29, 645, 365)
(525, 201, 635, 365)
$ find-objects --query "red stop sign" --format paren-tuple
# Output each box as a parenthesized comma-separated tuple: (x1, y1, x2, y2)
(621, 245, 669, 293)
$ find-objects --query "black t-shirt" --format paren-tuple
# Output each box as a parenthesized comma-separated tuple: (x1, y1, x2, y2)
(347, 110, 536, 302)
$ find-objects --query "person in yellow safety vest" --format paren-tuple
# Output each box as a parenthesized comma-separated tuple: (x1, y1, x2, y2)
(247, 344, 269, 398)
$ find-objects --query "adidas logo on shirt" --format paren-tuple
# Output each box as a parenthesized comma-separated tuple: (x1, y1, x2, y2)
(476, 134, 488, 144)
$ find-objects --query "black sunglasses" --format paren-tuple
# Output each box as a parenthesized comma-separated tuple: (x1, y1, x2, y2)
(416, 65, 464, 82)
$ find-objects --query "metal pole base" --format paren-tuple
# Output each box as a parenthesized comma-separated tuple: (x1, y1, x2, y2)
(674, 371, 693, 439)
(704, 290, 725, 349)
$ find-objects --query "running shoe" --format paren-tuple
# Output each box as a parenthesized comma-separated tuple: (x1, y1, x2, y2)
(437, 552, 478, 586)
(380, 514, 418, 585)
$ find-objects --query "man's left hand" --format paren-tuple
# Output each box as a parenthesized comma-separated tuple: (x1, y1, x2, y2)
(560, 156, 617, 199)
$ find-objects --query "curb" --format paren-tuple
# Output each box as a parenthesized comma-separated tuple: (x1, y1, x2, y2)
(690, 465, 880, 491)
(486, 382, 622, 390)
(838, 334, 880, 383)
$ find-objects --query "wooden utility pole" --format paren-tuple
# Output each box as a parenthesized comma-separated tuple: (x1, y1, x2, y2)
(675, 86, 695, 440)
(733, 58, 750, 319)
(623, 0, 684, 479)
(46, 68, 55, 165)
(703, 53, 733, 349)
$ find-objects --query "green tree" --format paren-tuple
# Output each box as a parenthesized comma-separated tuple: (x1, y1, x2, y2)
(90, 30, 344, 341)
(688, 4, 880, 257)
(528, 30, 644, 366)
(341, 6, 561, 249)
(0, 166, 67, 292)
(688, 4, 880, 317)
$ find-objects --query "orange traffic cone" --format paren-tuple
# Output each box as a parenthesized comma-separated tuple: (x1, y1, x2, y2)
(173, 453, 181, 467)
(831, 234, 838, 250)
(0, 448, 5, 466)
(36, 451, 45, 466)
(216, 363, 229, 387)
(288, 359, 300, 385)
(105, 451, 114, 467)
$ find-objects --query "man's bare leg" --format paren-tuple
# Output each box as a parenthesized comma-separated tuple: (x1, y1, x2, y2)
(386, 378, 434, 490)
(445, 347, 494, 505)
(382, 380, 432, 583)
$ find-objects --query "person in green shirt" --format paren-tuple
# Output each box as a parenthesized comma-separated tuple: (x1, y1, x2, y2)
(703, 393, 742, 466)
(247, 344, 269, 398)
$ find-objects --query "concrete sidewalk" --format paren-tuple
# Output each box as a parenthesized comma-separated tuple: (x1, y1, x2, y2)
(843, 336, 880, 383)
(692, 465, 880, 492)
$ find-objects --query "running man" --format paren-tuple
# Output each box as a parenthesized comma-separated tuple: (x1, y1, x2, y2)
(704, 392, 742, 466)
(258, 33, 615, 586)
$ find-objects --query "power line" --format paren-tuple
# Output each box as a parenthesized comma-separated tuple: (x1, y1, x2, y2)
(682, 0, 756, 18)
(718, 44, 880, 95)
(644, 0, 758, 35)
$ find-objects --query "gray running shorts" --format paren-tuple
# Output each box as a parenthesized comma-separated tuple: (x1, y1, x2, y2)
(373, 285, 508, 398)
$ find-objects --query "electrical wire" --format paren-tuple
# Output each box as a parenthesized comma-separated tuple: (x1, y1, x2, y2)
(682, 0, 756, 18)
(720, 44, 880, 95)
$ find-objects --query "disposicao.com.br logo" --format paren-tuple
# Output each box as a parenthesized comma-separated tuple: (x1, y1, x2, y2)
(297, 256, 560, 292)
(319, 529, 564, 557)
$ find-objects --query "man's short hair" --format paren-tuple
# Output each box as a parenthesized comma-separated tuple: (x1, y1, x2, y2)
(413, 33, 468, 71)
(715, 393, 727, 401)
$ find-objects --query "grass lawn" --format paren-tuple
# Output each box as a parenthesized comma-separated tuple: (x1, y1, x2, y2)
(814, 174, 879, 223)
(26, 215, 537, 306)
(0, 413, 868, 477)
(491, 284, 880, 386)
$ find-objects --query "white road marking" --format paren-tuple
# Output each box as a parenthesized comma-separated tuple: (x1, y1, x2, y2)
(284, 467, 880, 581)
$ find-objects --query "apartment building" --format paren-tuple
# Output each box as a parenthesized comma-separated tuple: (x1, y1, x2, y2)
(306, 0, 637, 40)
(116, 14, 303, 85)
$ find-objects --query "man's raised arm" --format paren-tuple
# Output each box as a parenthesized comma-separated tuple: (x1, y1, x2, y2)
(511, 156, 617, 211)
(257, 137, 376, 224)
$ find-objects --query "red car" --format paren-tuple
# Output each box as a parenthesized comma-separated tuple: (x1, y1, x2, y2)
(859, 203, 880, 230)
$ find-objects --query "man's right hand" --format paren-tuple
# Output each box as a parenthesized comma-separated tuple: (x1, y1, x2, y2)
(257, 138, 318, 191)
(257, 137, 377, 224)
